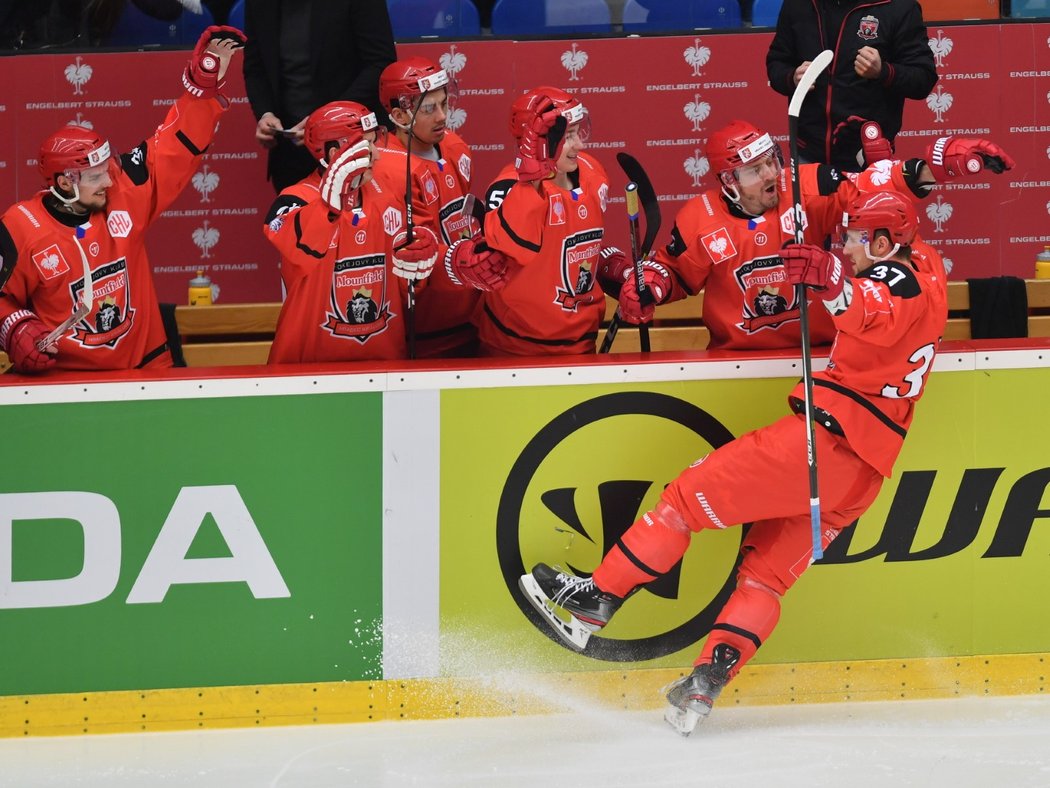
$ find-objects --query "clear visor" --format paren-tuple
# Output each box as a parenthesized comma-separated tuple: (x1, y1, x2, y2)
(840, 227, 870, 246)
(396, 75, 459, 115)
(64, 153, 119, 189)
(728, 147, 783, 188)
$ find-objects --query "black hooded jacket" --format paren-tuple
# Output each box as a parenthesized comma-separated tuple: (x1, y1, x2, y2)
(766, 0, 938, 170)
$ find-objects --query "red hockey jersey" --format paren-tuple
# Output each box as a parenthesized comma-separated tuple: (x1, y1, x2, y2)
(791, 246, 949, 478)
(0, 93, 226, 370)
(264, 174, 413, 363)
(656, 160, 921, 351)
(479, 155, 611, 356)
(372, 130, 478, 356)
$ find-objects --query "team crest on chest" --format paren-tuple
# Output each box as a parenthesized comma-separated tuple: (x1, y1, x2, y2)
(858, 15, 879, 40)
(72, 258, 135, 348)
(325, 253, 393, 343)
(555, 228, 602, 311)
(32, 244, 71, 280)
(734, 255, 800, 334)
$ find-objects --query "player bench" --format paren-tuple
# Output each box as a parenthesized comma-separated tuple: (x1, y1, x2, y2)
(1, 279, 1049, 371)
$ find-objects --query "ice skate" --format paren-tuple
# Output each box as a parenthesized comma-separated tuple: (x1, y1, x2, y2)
(518, 563, 623, 651)
(662, 643, 740, 736)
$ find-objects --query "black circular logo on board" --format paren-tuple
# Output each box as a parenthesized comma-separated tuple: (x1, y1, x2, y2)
(496, 391, 746, 661)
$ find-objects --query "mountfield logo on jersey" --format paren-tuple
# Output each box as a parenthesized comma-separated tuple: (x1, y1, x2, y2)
(683, 94, 711, 132)
(561, 43, 588, 81)
(192, 164, 220, 203)
(926, 86, 953, 124)
(684, 150, 710, 188)
(928, 30, 953, 69)
(925, 196, 953, 233)
(439, 44, 467, 77)
(65, 56, 92, 95)
(193, 220, 220, 258)
(683, 38, 711, 76)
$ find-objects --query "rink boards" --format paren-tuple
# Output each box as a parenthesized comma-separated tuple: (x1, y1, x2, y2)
(1, 343, 1049, 735)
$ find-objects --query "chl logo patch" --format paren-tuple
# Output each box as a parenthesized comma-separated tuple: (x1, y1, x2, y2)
(32, 244, 71, 280)
(700, 227, 737, 264)
(458, 154, 471, 184)
(106, 210, 133, 238)
(383, 206, 403, 237)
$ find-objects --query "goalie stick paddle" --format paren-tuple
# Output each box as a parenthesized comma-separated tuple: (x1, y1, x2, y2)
(599, 152, 662, 353)
(37, 226, 93, 353)
(788, 48, 833, 561)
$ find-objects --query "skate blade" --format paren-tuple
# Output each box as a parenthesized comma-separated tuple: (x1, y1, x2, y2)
(518, 573, 592, 651)
(664, 704, 702, 737)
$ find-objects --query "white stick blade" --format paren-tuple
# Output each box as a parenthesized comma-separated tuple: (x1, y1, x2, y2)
(789, 49, 834, 116)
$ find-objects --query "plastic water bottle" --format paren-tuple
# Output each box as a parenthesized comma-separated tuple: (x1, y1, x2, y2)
(188, 270, 213, 305)
(1036, 245, 1050, 280)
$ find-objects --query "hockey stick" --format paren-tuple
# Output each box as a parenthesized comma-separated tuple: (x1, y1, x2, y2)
(400, 89, 432, 360)
(788, 48, 833, 561)
(37, 227, 93, 352)
(599, 152, 662, 353)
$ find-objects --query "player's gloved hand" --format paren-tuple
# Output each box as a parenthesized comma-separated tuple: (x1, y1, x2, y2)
(444, 233, 509, 292)
(832, 116, 893, 167)
(182, 25, 246, 100)
(1, 310, 57, 373)
(515, 108, 567, 182)
(392, 226, 439, 282)
(319, 140, 372, 213)
(924, 137, 1015, 180)
(781, 244, 848, 303)
(618, 261, 671, 324)
(595, 246, 628, 296)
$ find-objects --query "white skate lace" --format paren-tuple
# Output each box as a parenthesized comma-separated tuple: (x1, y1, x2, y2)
(551, 569, 596, 606)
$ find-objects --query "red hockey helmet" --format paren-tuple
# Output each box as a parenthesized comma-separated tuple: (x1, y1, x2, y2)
(303, 101, 384, 165)
(508, 86, 588, 141)
(38, 125, 113, 188)
(379, 57, 457, 113)
(706, 119, 782, 183)
(843, 191, 919, 245)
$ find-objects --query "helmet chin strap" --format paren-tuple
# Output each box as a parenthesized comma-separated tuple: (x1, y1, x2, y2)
(862, 241, 901, 264)
(720, 179, 765, 218)
(50, 182, 80, 206)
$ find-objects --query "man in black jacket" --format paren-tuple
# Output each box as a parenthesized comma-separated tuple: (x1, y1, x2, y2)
(242, 0, 396, 193)
(766, 0, 937, 171)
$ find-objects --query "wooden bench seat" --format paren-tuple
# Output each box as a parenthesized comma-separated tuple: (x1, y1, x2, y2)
(3, 280, 1049, 371)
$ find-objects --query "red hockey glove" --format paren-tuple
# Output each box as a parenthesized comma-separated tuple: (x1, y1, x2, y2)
(781, 244, 848, 303)
(444, 234, 509, 292)
(924, 137, 1015, 181)
(516, 109, 567, 182)
(182, 25, 246, 100)
(1, 310, 57, 373)
(392, 226, 439, 282)
(618, 261, 671, 325)
(319, 140, 372, 213)
(595, 246, 629, 294)
(832, 116, 893, 167)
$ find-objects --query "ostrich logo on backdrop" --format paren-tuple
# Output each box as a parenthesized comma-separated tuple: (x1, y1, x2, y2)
(192, 165, 220, 203)
(64, 56, 92, 95)
(926, 86, 953, 124)
(561, 43, 588, 81)
(193, 220, 220, 258)
(683, 38, 711, 77)
(445, 106, 467, 132)
(439, 44, 467, 77)
(926, 196, 953, 233)
(684, 94, 711, 133)
(928, 30, 953, 69)
(69, 112, 93, 129)
(684, 150, 710, 188)
(496, 392, 746, 661)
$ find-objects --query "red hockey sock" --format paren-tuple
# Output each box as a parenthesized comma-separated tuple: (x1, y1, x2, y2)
(593, 503, 691, 598)
(695, 577, 781, 677)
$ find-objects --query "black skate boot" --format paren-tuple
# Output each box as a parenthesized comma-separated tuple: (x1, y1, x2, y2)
(663, 643, 741, 736)
(519, 563, 624, 651)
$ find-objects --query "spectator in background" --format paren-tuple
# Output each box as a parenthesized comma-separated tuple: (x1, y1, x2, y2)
(242, 0, 396, 193)
(766, 0, 937, 171)
(0, 27, 244, 372)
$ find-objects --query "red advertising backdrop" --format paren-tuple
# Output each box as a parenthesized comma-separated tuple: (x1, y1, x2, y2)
(1, 22, 1047, 303)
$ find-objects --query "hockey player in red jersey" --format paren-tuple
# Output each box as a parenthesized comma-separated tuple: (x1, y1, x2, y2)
(264, 101, 439, 364)
(611, 119, 1013, 351)
(470, 87, 632, 356)
(0, 26, 246, 373)
(370, 56, 503, 358)
(520, 190, 966, 735)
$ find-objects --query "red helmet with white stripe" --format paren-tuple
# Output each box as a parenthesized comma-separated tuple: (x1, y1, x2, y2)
(843, 190, 919, 245)
(38, 125, 113, 187)
(508, 86, 588, 141)
(303, 101, 383, 166)
(379, 57, 457, 113)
